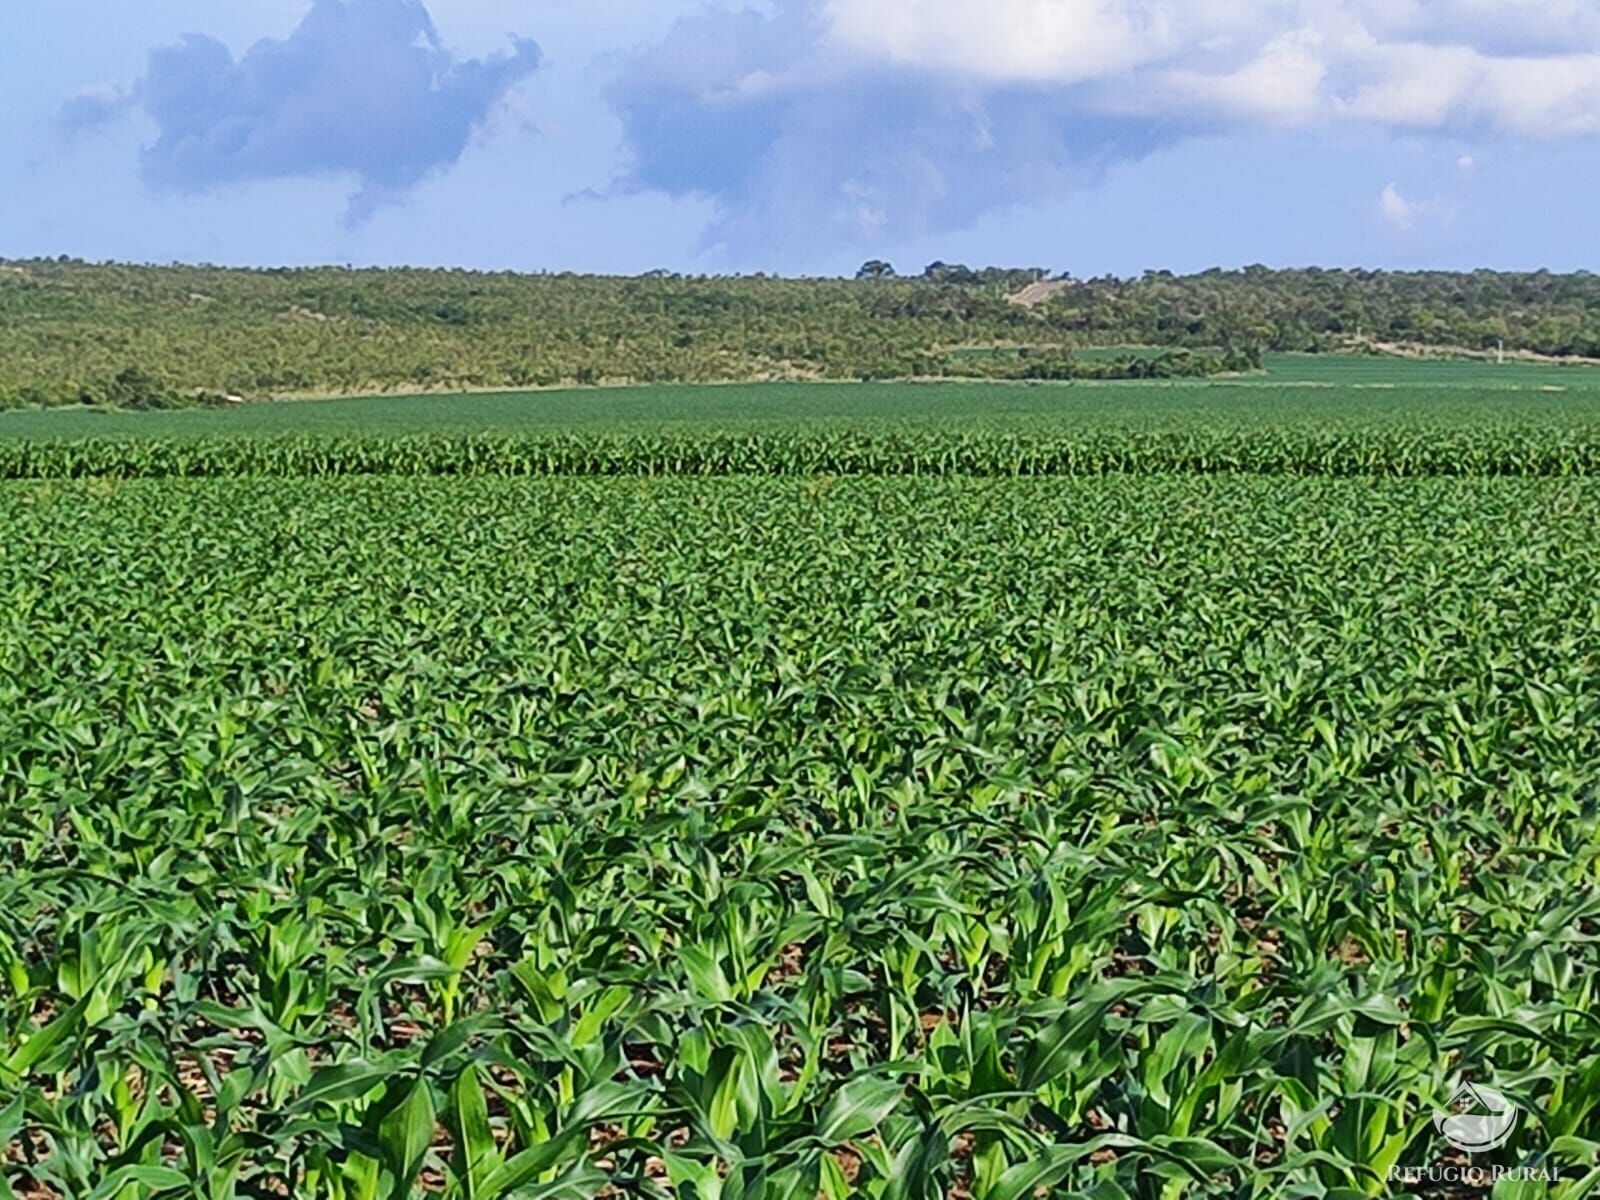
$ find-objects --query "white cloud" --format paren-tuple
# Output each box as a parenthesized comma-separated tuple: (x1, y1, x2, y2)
(1353, 0, 1600, 56)
(1378, 182, 1456, 232)
(818, 0, 1600, 135)
(1474, 54, 1600, 136)
(823, 0, 1181, 84)
(1155, 29, 1329, 123)
(1341, 44, 1600, 136)
(609, 0, 1596, 252)
(1380, 182, 1417, 229)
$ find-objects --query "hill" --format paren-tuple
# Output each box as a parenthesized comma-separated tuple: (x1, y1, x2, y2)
(3, 260, 1598, 408)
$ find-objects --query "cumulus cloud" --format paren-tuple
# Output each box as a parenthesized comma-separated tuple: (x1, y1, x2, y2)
(605, 1, 1191, 251)
(607, 0, 1600, 251)
(824, 0, 1184, 84)
(83, 0, 541, 221)
(825, 0, 1600, 133)
(1353, 0, 1600, 58)
(1152, 29, 1329, 123)
(1338, 43, 1600, 136)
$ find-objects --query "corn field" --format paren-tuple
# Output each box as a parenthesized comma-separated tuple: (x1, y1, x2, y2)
(5, 428, 1600, 479)
(3, 473, 1599, 1199)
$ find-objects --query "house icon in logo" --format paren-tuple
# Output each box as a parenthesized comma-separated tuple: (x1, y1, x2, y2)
(1434, 1082, 1518, 1153)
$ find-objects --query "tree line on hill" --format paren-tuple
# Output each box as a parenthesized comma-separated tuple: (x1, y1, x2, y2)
(1, 259, 1596, 409)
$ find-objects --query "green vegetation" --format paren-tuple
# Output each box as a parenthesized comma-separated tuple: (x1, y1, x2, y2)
(4, 361, 1600, 480)
(5, 282, 1600, 1197)
(8, 424, 1600, 479)
(3, 354, 1599, 444)
(933, 347, 1263, 382)
(5, 474, 1600, 1199)
(6, 259, 1600, 409)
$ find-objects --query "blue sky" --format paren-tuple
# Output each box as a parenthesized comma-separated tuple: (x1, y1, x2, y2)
(3, 0, 1598, 276)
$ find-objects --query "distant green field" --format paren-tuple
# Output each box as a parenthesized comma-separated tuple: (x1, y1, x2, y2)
(1260, 352, 1600, 389)
(1, 355, 1597, 441)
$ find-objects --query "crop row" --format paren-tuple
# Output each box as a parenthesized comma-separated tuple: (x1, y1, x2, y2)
(6, 428, 1600, 477)
(3, 476, 1600, 1199)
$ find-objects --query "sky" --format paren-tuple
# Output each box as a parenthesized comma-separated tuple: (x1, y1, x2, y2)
(2, 0, 1598, 277)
